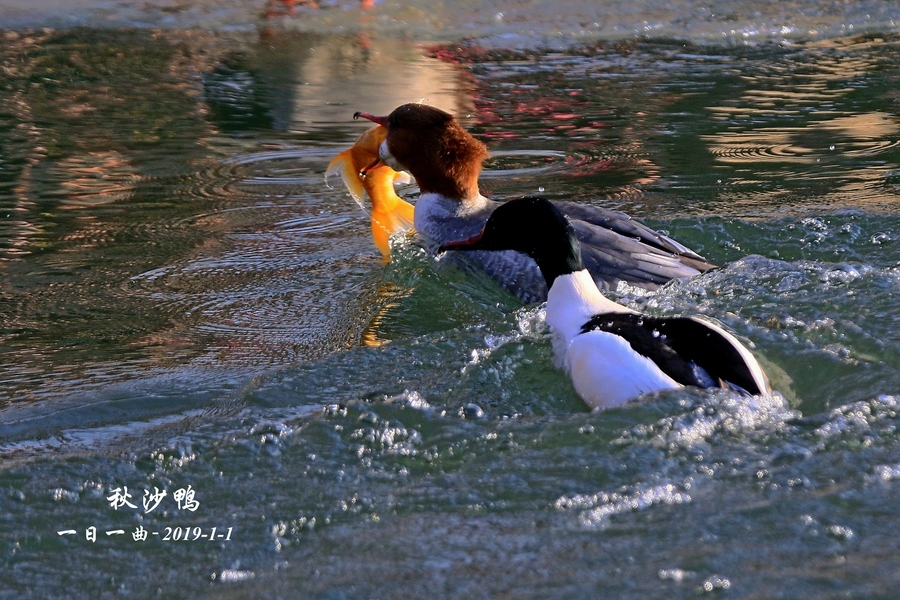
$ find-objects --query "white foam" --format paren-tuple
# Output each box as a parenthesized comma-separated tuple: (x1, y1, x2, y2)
(217, 569, 255, 583)
(555, 482, 692, 529)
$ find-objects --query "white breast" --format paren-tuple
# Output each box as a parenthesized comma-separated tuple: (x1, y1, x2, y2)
(545, 270, 634, 343)
(564, 330, 681, 409)
(545, 270, 679, 409)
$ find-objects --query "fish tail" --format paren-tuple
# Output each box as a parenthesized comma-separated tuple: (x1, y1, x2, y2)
(325, 150, 367, 212)
(371, 199, 415, 259)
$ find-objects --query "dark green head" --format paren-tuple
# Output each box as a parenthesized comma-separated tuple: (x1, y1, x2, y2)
(439, 197, 583, 287)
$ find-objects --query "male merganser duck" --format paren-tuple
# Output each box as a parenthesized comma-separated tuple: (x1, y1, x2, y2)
(440, 197, 770, 409)
(354, 103, 716, 303)
(326, 125, 415, 260)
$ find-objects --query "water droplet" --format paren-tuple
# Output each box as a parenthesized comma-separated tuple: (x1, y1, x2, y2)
(658, 568, 694, 582)
(359, 411, 379, 424)
(462, 403, 485, 419)
(701, 575, 731, 592)
(826, 524, 855, 540)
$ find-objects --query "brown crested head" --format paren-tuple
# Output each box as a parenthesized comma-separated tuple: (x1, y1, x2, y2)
(359, 103, 488, 201)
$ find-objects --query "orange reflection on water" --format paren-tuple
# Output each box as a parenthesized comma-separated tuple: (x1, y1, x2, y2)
(56, 150, 138, 208)
(360, 281, 414, 348)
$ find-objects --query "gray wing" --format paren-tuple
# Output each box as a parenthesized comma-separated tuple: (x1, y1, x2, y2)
(556, 201, 712, 261)
(557, 201, 716, 291)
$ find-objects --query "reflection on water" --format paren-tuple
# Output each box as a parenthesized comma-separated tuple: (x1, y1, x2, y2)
(204, 33, 470, 135)
(3, 22, 900, 600)
(698, 37, 900, 214)
(0, 29, 475, 407)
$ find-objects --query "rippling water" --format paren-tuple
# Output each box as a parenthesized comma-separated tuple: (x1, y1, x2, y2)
(2, 5, 900, 598)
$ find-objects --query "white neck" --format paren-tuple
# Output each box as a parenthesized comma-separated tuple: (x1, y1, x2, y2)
(545, 270, 634, 343)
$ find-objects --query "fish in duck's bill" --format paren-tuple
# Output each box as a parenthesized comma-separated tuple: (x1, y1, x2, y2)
(440, 197, 771, 410)
(326, 124, 415, 260)
(355, 103, 716, 303)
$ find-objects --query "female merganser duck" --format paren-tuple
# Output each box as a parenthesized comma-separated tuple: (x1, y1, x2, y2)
(354, 103, 715, 303)
(440, 197, 770, 409)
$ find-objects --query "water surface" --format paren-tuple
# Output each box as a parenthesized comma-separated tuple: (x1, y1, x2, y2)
(2, 5, 900, 598)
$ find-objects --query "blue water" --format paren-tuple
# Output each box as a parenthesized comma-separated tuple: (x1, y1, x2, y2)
(2, 3, 900, 598)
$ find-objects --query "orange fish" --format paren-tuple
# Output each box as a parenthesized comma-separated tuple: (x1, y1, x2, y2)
(326, 125, 415, 259)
